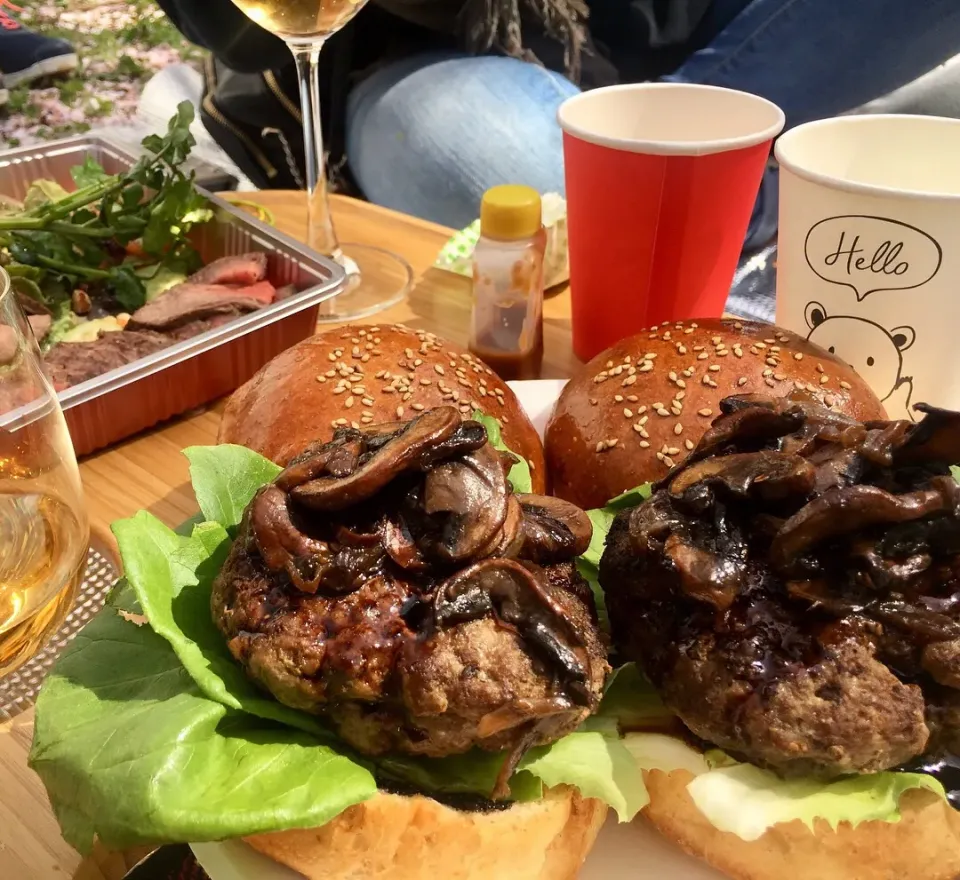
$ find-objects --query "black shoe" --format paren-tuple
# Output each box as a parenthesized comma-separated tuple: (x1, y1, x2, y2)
(0, 3, 77, 88)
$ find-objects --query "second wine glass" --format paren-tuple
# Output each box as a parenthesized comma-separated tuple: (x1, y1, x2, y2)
(230, 0, 413, 320)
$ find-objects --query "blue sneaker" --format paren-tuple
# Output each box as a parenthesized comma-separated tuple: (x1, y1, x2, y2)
(0, 2, 77, 88)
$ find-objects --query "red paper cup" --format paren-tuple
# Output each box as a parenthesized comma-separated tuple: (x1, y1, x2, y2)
(558, 83, 785, 361)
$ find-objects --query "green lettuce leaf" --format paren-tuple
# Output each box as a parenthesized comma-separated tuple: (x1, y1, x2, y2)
(470, 409, 532, 493)
(112, 511, 332, 739)
(687, 761, 947, 842)
(29, 603, 376, 854)
(520, 731, 649, 819)
(576, 484, 651, 630)
(594, 663, 673, 731)
(183, 444, 281, 532)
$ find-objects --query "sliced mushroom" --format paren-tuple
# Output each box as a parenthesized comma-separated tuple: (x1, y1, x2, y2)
(858, 420, 913, 467)
(474, 494, 525, 560)
(669, 451, 815, 501)
(516, 494, 593, 563)
(850, 540, 931, 589)
(382, 514, 429, 571)
(771, 477, 960, 570)
(276, 432, 363, 490)
(291, 407, 461, 510)
(807, 445, 864, 493)
(895, 404, 960, 467)
(664, 534, 741, 610)
(434, 558, 592, 705)
(249, 484, 333, 592)
(417, 443, 508, 562)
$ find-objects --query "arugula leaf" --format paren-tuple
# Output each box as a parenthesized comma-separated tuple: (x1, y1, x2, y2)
(183, 445, 281, 532)
(470, 409, 532, 493)
(29, 604, 377, 853)
(108, 265, 147, 312)
(70, 157, 109, 189)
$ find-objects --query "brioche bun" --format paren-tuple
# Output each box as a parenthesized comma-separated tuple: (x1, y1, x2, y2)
(639, 768, 960, 880)
(243, 786, 607, 880)
(545, 318, 886, 509)
(219, 324, 546, 491)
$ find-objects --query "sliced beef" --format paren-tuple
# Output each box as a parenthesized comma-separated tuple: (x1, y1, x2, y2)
(27, 314, 51, 342)
(187, 252, 267, 286)
(44, 330, 168, 390)
(126, 283, 267, 332)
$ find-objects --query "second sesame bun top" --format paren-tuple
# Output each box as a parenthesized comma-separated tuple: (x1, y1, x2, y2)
(544, 318, 886, 510)
(218, 323, 547, 492)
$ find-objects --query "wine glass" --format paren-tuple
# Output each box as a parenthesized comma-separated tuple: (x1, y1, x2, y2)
(0, 267, 89, 676)
(228, 0, 414, 320)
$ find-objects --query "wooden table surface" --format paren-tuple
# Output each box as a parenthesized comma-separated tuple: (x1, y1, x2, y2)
(0, 191, 580, 880)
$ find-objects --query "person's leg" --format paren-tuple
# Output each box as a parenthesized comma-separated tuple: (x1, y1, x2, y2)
(346, 53, 578, 229)
(664, 0, 960, 128)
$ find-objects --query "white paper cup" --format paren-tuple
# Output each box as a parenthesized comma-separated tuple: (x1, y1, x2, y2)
(775, 114, 960, 419)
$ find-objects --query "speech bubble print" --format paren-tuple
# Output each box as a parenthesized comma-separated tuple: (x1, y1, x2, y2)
(803, 215, 942, 301)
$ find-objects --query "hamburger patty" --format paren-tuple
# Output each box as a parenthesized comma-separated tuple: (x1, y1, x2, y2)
(212, 407, 608, 778)
(600, 394, 960, 778)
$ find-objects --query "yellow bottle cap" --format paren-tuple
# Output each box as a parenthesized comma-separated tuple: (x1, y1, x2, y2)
(480, 185, 542, 241)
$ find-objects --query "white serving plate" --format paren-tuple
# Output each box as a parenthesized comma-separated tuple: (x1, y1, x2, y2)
(192, 380, 726, 880)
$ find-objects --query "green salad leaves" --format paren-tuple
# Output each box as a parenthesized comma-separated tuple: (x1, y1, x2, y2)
(30, 441, 649, 855)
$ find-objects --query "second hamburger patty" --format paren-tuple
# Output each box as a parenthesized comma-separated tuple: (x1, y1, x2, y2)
(600, 394, 960, 778)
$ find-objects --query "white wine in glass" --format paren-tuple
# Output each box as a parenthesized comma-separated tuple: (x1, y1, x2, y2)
(0, 267, 88, 677)
(231, 0, 414, 320)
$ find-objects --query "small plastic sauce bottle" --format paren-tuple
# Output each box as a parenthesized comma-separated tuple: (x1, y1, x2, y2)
(469, 185, 546, 381)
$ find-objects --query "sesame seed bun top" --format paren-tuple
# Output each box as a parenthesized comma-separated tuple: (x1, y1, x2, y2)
(544, 318, 886, 510)
(218, 323, 546, 491)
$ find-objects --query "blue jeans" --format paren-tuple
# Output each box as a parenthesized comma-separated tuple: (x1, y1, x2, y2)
(346, 0, 960, 292)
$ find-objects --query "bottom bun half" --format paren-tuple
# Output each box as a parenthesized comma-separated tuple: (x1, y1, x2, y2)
(641, 769, 960, 880)
(244, 786, 608, 880)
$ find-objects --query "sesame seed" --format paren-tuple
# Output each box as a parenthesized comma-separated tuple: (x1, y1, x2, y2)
(738, 376, 748, 386)
(698, 408, 713, 417)
(668, 446, 680, 456)
(327, 353, 337, 362)
(685, 439, 695, 450)
(824, 395, 836, 407)
(639, 415, 649, 425)
(663, 456, 675, 468)
(590, 398, 598, 406)
(596, 441, 607, 452)
(333, 386, 346, 395)
(396, 406, 405, 418)
(627, 394, 639, 402)
(656, 407, 670, 417)
(412, 403, 425, 411)
(674, 424, 683, 435)
(733, 348, 743, 358)
(344, 396, 355, 408)
(816, 363, 824, 373)
(676, 391, 686, 401)
(639, 440, 651, 448)
(638, 362, 653, 373)
(765, 357, 779, 367)
(656, 452, 664, 461)
(623, 375, 638, 386)
(820, 374, 830, 384)
(615, 394, 624, 402)
(697, 352, 709, 360)
(840, 380, 852, 390)
(624, 408, 633, 418)
(671, 406, 682, 416)
(755, 342, 767, 350)
(382, 386, 395, 394)
(765, 378, 776, 387)
(763, 369, 773, 377)
(774, 373, 786, 381)
(435, 365, 445, 375)
(633, 422, 645, 434)
(317, 376, 327, 383)
(708, 364, 721, 372)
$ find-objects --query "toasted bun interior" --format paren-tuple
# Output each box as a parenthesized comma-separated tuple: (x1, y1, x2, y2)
(219, 323, 547, 491)
(243, 786, 607, 880)
(640, 768, 960, 880)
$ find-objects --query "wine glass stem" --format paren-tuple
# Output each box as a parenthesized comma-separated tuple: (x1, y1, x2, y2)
(289, 39, 341, 260)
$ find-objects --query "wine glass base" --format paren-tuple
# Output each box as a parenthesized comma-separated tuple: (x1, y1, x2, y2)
(317, 242, 414, 322)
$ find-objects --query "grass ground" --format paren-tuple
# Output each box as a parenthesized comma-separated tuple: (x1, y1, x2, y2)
(2, 0, 201, 146)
